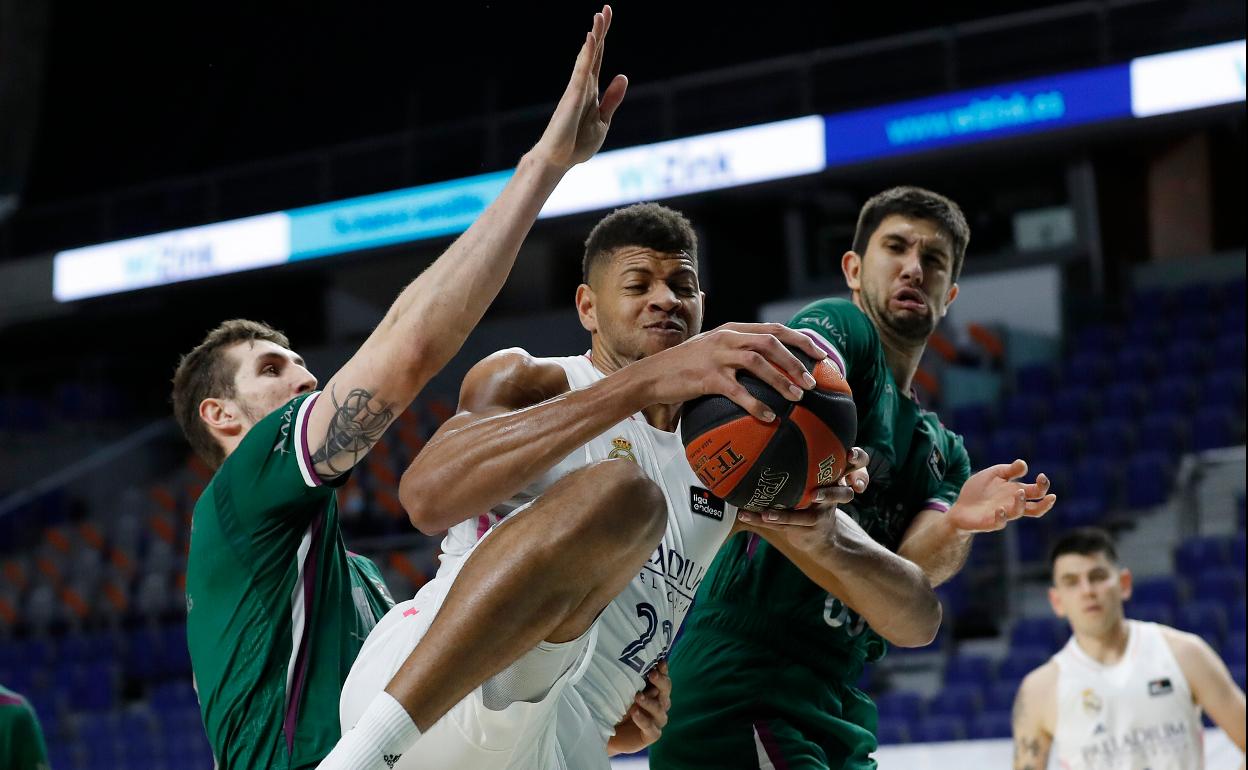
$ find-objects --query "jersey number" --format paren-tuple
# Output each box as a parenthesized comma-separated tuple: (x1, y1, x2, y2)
(823, 595, 867, 637)
(618, 602, 672, 674)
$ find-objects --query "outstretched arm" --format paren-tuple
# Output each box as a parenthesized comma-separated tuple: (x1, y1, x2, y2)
(741, 500, 942, 648)
(900, 459, 1055, 586)
(305, 6, 628, 483)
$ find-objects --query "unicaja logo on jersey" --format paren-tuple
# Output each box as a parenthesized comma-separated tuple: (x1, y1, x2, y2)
(746, 467, 789, 510)
(608, 437, 637, 462)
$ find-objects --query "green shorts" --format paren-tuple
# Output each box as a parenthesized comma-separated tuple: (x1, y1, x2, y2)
(649, 625, 878, 770)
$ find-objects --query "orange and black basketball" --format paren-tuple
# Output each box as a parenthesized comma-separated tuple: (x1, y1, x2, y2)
(681, 345, 856, 511)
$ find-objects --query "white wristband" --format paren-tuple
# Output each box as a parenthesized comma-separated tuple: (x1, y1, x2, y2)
(317, 691, 421, 770)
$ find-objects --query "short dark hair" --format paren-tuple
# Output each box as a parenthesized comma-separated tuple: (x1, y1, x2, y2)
(582, 202, 698, 283)
(852, 186, 970, 281)
(171, 319, 290, 469)
(1049, 527, 1119, 575)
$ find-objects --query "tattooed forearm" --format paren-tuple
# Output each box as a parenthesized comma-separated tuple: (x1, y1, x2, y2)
(1013, 735, 1043, 770)
(310, 387, 395, 478)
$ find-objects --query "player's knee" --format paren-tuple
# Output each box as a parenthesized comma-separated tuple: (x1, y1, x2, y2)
(575, 459, 666, 549)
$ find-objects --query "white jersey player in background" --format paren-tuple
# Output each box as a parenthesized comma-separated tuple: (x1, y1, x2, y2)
(325, 197, 958, 769)
(1012, 526, 1246, 770)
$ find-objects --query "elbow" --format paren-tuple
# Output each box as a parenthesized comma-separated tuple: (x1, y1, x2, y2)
(400, 470, 449, 536)
(888, 589, 944, 649)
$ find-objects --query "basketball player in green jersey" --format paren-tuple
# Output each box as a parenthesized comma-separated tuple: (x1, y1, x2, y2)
(0, 684, 49, 770)
(173, 8, 633, 768)
(652, 186, 1058, 769)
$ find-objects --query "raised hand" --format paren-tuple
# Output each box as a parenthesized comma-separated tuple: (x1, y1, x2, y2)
(947, 459, 1056, 532)
(531, 5, 628, 170)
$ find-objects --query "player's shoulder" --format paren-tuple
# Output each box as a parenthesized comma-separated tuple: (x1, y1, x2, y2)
(788, 297, 877, 352)
(223, 392, 312, 469)
(789, 296, 864, 325)
(1019, 657, 1060, 695)
(461, 347, 572, 410)
(1154, 622, 1212, 659)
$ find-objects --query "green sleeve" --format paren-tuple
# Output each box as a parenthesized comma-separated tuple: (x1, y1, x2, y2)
(218, 391, 343, 529)
(4, 702, 50, 770)
(927, 433, 971, 510)
(786, 297, 879, 382)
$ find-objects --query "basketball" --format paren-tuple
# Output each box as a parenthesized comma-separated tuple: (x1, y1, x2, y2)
(681, 345, 857, 511)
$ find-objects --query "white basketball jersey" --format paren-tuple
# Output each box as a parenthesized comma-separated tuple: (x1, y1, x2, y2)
(440, 353, 737, 740)
(1054, 620, 1204, 770)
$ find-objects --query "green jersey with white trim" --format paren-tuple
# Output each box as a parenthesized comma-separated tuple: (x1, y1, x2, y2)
(0, 685, 49, 770)
(685, 297, 970, 671)
(186, 392, 394, 770)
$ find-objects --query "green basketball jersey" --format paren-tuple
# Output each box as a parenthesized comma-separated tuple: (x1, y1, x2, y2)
(186, 392, 395, 770)
(684, 297, 970, 674)
(0, 685, 49, 770)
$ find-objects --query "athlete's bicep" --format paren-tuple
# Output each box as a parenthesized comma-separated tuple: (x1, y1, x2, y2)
(1011, 671, 1054, 770)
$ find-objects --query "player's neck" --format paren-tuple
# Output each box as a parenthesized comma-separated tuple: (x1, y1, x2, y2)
(1074, 618, 1131, 665)
(588, 343, 681, 431)
(852, 293, 924, 396)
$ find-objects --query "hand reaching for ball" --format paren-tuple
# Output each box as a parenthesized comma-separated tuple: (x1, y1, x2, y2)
(736, 447, 871, 529)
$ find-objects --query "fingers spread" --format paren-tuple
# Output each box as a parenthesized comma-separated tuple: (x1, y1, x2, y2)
(1024, 493, 1057, 517)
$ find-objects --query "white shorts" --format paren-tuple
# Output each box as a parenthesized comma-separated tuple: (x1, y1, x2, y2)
(339, 519, 612, 770)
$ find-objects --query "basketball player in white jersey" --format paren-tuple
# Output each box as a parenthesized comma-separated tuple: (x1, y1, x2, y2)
(1012, 527, 1245, 770)
(320, 202, 964, 769)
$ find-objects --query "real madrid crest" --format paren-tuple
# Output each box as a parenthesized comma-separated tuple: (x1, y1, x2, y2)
(608, 436, 637, 462)
(1081, 688, 1103, 715)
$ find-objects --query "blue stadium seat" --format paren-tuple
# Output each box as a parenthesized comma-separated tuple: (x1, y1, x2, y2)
(1066, 353, 1112, 388)
(1052, 386, 1101, 422)
(928, 684, 983, 721)
(1214, 333, 1246, 370)
(970, 710, 1013, 739)
(951, 403, 993, 436)
(1191, 407, 1238, 452)
(1132, 576, 1181, 612)
(1124, 452, 1172, 508)
(1230, 664, 1246, 692)
(1151, 377, 1200, 418)
(986, 429, 1033, 468)
(985, 679, 1022, 712)
(1104, 383, 1149, 421)
(1011, 618, 1067, 653)
(875, 691, 924, 723)
(1164, 341, 1212, 377)
(1178, 601, 1228, 648)
(1140, 414, 1188, 454)
(1130, 601, 1175, 626)
(1012, 515, 1053, 565)
(1083, 420, 1131, 459)
(1071, 324, 1120, 355)
(1055, 497, 1104, 531)
(1233, 533, 1246, 572)
(1194, 568, 1245, 609)
(913, 715, 967, 743)
(1117, 346, 1162, 379)
(1033, 423, 1079, 466)
(876, 720, 912, 745)
(1225, 631, 1246, 667)
(1175, 536, 1232, 574)
(1171, 310, 1216, 340)
(1200, 371, 1246, 413)
(1000, 394, 1049, 425)
(944, 654, 994, 687)
(1071, 457, 1121, 510)
(1013, 363, 1055, 398)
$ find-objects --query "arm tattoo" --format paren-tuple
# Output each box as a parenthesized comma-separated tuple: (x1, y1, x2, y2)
(310, 387, 394, 479)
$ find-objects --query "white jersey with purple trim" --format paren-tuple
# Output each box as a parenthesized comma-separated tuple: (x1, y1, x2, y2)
(1053, 620, 1205, 770)
(439, 353, 738, 740)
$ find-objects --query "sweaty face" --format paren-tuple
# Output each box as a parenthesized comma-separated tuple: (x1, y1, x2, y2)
(224, 340, 318, 429)
(585, 247, 703, 362)
(1049, 552, 1131, 638)
(853, 215, 957, 342)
